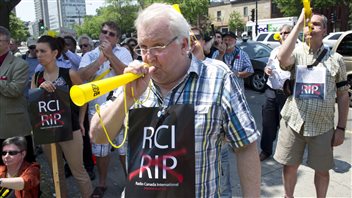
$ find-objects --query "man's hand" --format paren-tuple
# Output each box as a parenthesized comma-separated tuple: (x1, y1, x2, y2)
(123, 61, 155, 100)
(96, 51, 107, 66)
(264, 66, 273, 76)
(331, 129, 345, 147)
(217, 42, 227, 56)
(99, 40, 114, 59)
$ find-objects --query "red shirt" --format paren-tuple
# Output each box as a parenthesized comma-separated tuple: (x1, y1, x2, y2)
(0, 52, 9, 67)
(0, 162, 40, 198)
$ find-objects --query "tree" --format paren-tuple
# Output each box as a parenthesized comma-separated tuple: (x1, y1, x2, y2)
(228, 11, 245, 33)
(135, 0, 210, 27)
(274, 0, 351, 29)
(9, 13, 30, 42)
(273, 0, 348, 17)
(75, 0, 139, 39)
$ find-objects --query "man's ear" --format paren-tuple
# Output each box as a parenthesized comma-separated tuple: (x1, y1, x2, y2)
(181, 37, 190, 55)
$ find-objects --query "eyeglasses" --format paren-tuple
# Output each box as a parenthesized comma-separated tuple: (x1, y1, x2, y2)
(28, 45, 36, 50)
(134, 36, 178, 56)
(79, 44, 89, 48)
(280, 31, 290, 35)
(192, 34, 202, 41)
(101, 30, 117, 37)
(1, 150, 22, 156)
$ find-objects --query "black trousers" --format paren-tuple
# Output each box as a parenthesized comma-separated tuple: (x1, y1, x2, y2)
(83, 110, 94, 172)
(260, 88, 287, 156)
(0, 135, 36, 165)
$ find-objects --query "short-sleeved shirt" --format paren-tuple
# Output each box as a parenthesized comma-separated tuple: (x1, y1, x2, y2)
(109, 56, 259, 197)
(212, 47, 253, 89)
(266, 47, 291, 90)
(79, 45, 132, 116)
(280, 44, 349, 136)
(0, 162, 40, 198)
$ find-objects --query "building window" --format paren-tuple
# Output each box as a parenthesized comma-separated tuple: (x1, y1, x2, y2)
(244, 7, 248, 17)
(217, 11, 222, 22)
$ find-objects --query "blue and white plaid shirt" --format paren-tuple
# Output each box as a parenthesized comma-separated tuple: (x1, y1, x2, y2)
(113, 56, 259, 197)
(212, 47, 253, 89)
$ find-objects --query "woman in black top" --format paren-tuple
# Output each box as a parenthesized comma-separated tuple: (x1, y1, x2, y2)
(30, 35, 93, 198)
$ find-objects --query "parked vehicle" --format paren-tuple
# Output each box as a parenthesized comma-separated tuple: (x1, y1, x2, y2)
(237, 40, 273, 92)
(245, 17, 297, 39)
(254, 32, 303, 49)
(331, 30, 352, 106)
(323, 32, 343, 49)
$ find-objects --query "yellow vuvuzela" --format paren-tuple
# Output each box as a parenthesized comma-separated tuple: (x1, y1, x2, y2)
(70, 73, 142, 106)
(273, 33, 281, 41)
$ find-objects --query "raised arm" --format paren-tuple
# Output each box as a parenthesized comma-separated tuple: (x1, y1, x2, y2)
(90, 62, 154, 144)
(277, 9, 306, 69)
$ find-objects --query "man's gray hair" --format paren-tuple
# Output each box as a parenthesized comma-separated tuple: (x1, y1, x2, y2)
(0, 26, 11, 41)
(78, 34, 93, 47)
(134, 3, 190, 43)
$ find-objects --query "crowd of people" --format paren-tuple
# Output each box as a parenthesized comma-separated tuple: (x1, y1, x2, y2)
(0, 2, 349, 198)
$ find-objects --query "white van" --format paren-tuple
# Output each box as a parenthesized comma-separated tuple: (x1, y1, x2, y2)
(254, 32, 303, 48)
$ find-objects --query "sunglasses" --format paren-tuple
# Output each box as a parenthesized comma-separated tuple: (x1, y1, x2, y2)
(280, 31, 290, 35)
(101, 30, 116, 37)
(79, 44, 89, 48)
(28, 45, 36, 50)
(1, 150, 22, 156)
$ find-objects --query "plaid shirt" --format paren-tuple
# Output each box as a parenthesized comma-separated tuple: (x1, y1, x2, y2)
(281, 44, 349, 136)
(212, 47, 253, 88)
(115, 56, 259, 197)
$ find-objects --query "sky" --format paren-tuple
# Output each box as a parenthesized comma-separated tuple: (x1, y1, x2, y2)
(15, 0, 107, 22)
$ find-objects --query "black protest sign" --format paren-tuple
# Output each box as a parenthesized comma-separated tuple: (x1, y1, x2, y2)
(28, 86, 73, 144)
(126, 104, 195, 198)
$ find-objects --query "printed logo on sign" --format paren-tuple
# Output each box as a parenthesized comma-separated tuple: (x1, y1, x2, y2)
(92, 84, 100, 96)
(36, 100, 64, 128)
(129, 125, 185, 183)
(301, 84, 321, 95)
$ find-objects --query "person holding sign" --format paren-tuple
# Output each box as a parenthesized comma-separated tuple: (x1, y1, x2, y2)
(90, 3, 260, 197)
(0, 136, 40, 198)
(275, 9, 350, 198)
(31, 35, 93, 198)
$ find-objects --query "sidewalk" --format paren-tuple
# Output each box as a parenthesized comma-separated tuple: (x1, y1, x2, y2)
(227, 132, 352, 197)
(38, 90, 351, 197)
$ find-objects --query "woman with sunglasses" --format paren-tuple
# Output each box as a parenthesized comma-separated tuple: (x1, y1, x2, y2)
(0, 136, 40, 198)
(30, 35, 93, 198)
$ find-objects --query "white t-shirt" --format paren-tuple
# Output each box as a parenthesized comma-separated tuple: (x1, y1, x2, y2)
(79, 45, 133, 117)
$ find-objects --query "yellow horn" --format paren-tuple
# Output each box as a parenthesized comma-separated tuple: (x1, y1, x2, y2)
(273, 33, 281, 41)
(70, 73, 142, 106)
(302, 0, 312, 19)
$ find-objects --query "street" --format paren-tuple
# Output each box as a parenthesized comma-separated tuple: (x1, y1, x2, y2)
(39, 89, 352, 198)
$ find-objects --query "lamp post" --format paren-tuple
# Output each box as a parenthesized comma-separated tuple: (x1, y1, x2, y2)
(75, 6, 81, 25)
(255, 0, 258, 36)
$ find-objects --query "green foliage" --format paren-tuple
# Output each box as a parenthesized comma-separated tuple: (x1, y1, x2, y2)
(75, 0, 211, 38)
(228, 11, 245, 32)
(137, 0, 210, 27)
(273, 0, 342, 17)
(9, 13, 30, 42)
(75, 0, 139, 39)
